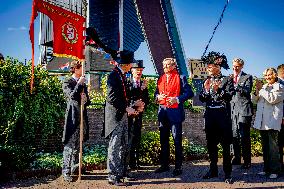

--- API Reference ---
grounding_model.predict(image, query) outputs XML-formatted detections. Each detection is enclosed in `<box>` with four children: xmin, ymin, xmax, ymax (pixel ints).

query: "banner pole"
<box><xmin>78</xmin><ymin>0</ymin><xmax>88</xmax><ymax>181</ymax></box>
<box><xmin>78</xmin><ymin>60</ymin><xmax>85</xmax><ymax>181</ymax></box>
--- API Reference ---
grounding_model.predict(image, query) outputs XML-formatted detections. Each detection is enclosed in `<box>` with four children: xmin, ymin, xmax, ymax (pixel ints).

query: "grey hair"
<box><xmin>232</xmin><ymin>58</ymin><xmax>244</xmax><ymax>65</ymax></box>
<box><xmin>263</xmin><ymin>67</ymin><xmax>277</xmax><ymax>77</ymax></box>
<box><xmin>163</xmin><ymin>58</ymin><xmax>177</xmax><ymax>65</ymax></box>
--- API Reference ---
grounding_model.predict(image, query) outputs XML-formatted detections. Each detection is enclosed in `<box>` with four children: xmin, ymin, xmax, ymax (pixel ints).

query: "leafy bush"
<box><xmin>143</xmin><ymin>77</ymin><xmax>158</xmax><ymax>120</ymax></box>
<box><xmin>217</xmin><ymin>128</ymin><xmax>262</xmax><ymax>157</ymax></box>
<box><xmin>184</xmin><ymin>141</ymin><xmax>207</xmax><ymax>156</ymax></box>
<box><xmin>139</xmin><ymin>131</ymin><xmax>163</xmax><ymax>165</ymax></box>
<box><xmin>31</xmin><ymin>152</ymin><xmax>62</xmax><ymax>170</ymax></box>
<box><xmin>139</xmin><ymin>131</ymin><xmax>194</xmax><ymax>165</ymax></box>
<box><xmin>250</xmin><ymin>129</ymin><xmax>262</xmax><ymax>156</ymax></box>
<box><xmin>89</xmin><ymin>75</ymin><xmax>107</xmax><ymax>109</ymax></box>
<box><xmin>31</xmin><ymin>145</ymin><xmax>108</xmax><ymax>170</ymax></box>
<box><xmin>0</xmin><ymin>58</ymin><xmax>65</xmax><ymax>149</ymax></box>
<box><xmin>0</xmin><ymin>145</ymin><xmax>35</xmax><ymax>171</ymax></box>
<box><xmin>83</xmin><ymin>144</ymin><xmax>107</xmax><ymax>165</ymax></box>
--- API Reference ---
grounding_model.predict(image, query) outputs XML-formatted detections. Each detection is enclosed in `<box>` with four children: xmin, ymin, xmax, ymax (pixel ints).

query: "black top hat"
<box><xmin>113</xmin><ymin>50</ymin><xmax>135</xmax><ymax>64</ymax></box>
<box><xmin>201</xmin><ymin>51</ymin><xmax>229</xmax><ymax>70</ymax></box>
<box><xmin>131</xmin><ymin>60</ymin><xmax>144</xmax><ymax>69</ymax></box>
<box><xmin>0</xmin><ymin>53</ymin><xmax>4</xmax><ymax>61</ymax></box>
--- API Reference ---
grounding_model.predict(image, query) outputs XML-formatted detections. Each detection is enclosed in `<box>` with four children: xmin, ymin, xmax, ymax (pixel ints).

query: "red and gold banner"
<box><xmin>29</xmin><ymin>0</ymin><xmax>85</xmax><ymax>91</ymax></box>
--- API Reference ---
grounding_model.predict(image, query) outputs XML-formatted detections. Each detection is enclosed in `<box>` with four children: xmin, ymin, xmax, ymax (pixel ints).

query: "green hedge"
<box><xmin>19</xmin><ymin>129</ymin><xmax>262</xmax><ymax>173</ymax></box>
<box><xmin>0</xmin><ymin>58</ymin><xmax>65</xmax><ymax>148</ymax></box>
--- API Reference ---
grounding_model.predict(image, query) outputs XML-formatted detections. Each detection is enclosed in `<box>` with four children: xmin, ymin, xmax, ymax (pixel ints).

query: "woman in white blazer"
<box><xmin>252</xmin><ymin>68</ymin><xmax>284</xmax><ymax>179</ymax></box>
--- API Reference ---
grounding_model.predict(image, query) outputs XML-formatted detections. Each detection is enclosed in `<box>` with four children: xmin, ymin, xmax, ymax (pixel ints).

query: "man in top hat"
<box><xmin>127</xmin><ymin>60</ymin><xmax>149</xmax><ymax>170</ymax></box>
<box><xmin>230</xmin><ymin>58</ymin><xmax>253</xmax><ymax>169</ymax></box>
<box><xmin>154</xmin><ymin>58</ymin><xmax>194</xmax><ymax>176</ymax></box>
<box><xmin>105</xmin><ymin>50</ymin><xmax>140</xmax><ymax>186</ymax></box>
<box><xmin>199</xmin><ymin>51</ymin><xmax>235</xmax><ymax>183</ymax></box>
<box><xmin>62</xmin><ymin>60</ymin><xmax>90</xmax><ymax>182</ymax></box>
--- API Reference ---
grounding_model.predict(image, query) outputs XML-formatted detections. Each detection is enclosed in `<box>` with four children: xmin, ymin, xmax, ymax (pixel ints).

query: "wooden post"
<box><xmin>78</xmin><ymin>60</ymin><xmax>85</xmax><ymax>181</ymax></box>
<box><xmin>78</xmin><ymin>0</ymin><xmax>88</xmax><ymax>181</ymax></box>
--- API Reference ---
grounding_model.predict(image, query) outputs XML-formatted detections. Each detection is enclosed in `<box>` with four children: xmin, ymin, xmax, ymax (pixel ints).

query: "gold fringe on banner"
<box><xmin>53</xmin><ymin>53</ymin><xmax>85</xmax><ymax>61</ymax></box>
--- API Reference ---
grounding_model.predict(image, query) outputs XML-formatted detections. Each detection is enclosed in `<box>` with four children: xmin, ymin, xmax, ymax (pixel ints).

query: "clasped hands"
<box><xmin>254</xmin><ymin>79</ymin><xmax>263</xmax><ymax>95</ymax></box>
<box><xmin>126</xmin><ymin>99</ymin><xmax>145</xmax><ymax>116</ymax></box>
<box><xmin>204</xmin><ymin>78</ymin><xmax>222</xmax><ymax>92</ymax></box>
<box><xmin>157</xmin><ymin>94</ymin><xmax>178</xmax><ymax>106</ymax></box>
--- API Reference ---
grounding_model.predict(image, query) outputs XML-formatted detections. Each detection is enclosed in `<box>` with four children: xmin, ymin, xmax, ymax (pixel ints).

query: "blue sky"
<box><xmin>0</xmin><ymin>0</ymin><xmax>284</xmax><ymax>77</ymax></box>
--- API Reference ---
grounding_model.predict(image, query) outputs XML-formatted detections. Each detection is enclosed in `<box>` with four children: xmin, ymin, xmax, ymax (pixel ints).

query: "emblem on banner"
<box><xmin>62</xmin><ymin>22</ymin><xmax>78</xmax><ymax>44</ymax></box>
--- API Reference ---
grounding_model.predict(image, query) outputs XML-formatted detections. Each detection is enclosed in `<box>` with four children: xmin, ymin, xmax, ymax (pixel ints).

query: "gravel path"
<box><xmin>2</xmin><ymin>157</ymin><xmax>284</xmax><ymax>189</ymax></box>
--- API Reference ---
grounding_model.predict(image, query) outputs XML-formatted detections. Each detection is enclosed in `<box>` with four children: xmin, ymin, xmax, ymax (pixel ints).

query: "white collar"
<box><xmin>234</xmin><ymin>71</ymin><xmax>243</xmax><ymax>78</ymax></box>
<box><xmin>117</xmin><ymin>65</ymin><xmax>124</xmax><ymax>74</ymax></box>
<box><xmin>263</xmin><ymin>82</ymin><xmax>281</xmax><ymax>90</ymax></box>
<box><xmin>133</xmin><ymin>78</ymin><xmax>140</xmax><ymax>83</ymax></box>
<box><xmin>72</xmin><ymin>75</ymin><xmax>79</xmax><ymax>81</ymax></box>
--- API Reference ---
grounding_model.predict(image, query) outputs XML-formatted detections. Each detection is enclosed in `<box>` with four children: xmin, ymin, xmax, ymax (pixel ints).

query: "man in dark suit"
<box><xmin>62</xmin><ymin>60</ymin><xmax>90</xmax><ymax>182</ymax></box>
<box><xmin>230</xmin><ymin>58</ymin><xmax>253</xmax><ymax>169</ymax></box>
<box><xmin>127</xmin><ymin>60</ymin><xmax>149</xmax><ymax>170</ymax></box>
<box><xmin>154</xmin><ymin>58</ymin><xmax>194</xmax><ymax>176</ymax></box>
<box><xmin>105</xmin><ymin>51</ymin><xmax>139</xmax><ymax>186</ymax></box>
<box><xmin>199</xmin><ymin>51</ymin><xmax>234</xmax><ymax>183</ymax></box>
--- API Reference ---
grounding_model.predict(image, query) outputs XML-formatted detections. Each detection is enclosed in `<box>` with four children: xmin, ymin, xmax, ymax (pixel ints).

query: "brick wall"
<box><xmin>86</xmin><ymin>109</ymin><xmax>207</xmax><ymax>146</ymax></box>
<box><xmin>37</xmin><ymin>108</ymin><xmax>256</xmax><ymax>151</ymax></box>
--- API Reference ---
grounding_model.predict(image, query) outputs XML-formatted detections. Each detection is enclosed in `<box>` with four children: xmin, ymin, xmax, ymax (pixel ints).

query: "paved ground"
<box><xmin>2</xmin><ymin>157</ymin><xmax>284</xmax><ymax>189</ymax></box>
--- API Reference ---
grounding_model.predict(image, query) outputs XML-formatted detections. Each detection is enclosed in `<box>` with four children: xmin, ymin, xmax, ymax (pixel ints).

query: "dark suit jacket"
<box><xmin>127</xmin><ymin>79</ymin><xmax>150</xmax><ymax>130</ymax></box>
<box><xmin>231</xmin><ymin>72</ymin><xmax>253</xmax><ymax>118</ymax></box>
<box><xmin>104</xmin><ymin>67</ymin><xmax>128</xmax><ymax>137</ymax></box>
<box><xmin>127</xmin><ymin>78</ymin><xmax>149</xmax><ymax>111</ymax></box>
<box><xmin>199</xmin><ymin>75</ymin><xmax>235</xmax><ymax>119</ymax></box>
<box><xmin>155</xmin><ymin>75</ymin><xmax>194</xmax><ymax>124</ymax></box>
<box><xmin>62</xmin><ymin>77</ymin><xmax>90</xmax><ymax>144</ymax></box>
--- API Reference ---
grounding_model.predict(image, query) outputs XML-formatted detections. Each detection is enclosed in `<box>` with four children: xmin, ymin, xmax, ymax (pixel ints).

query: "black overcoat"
<box><xmin>62</xmin><ymin>77</ymin><xmax>90</xmax><ymax>144</ymax></box>
<box><xmin>104</xmin><ymin>67</ymin><xmax>128</xmax><ymax>137</ymax></box>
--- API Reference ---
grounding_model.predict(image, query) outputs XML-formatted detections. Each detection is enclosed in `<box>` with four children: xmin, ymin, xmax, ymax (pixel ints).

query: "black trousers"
<box><xmin>279</xmin><ymin>124</ymin><xmax>284</xmax><ymax>167</ymax></box>
<box><xmin>204</xmin><ymin>108</ymin><xmax>233</xmax><ymax>176</ymax></box>
<box><xmin>128</xmin><ymin>115</ymin><xmax>142</xmax><ymax>168</ymax></box>
<box><xmin>233</xmin><ymin>118</ymin><xmax>252</xmax><ymax>165</ymax></box>
<box><xmin>159</xmin><ymin>116</ymin><xmax>183</xmax><ymax>169</ymax></box>
<box><xmin>260</xmin><ymin>130</ymin><xmax>280</xmax><ymax>174</ymax></box>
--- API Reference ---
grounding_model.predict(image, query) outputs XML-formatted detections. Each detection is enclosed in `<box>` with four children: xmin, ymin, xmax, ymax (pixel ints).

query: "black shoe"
<box><xmin>172</xmin><ymin>168</ymin><xmax>182</xmax><ymax>176</ymax></box>
<box><xmin>241</xmin><ymin>163</ymin><xmax>251</xmax><ymax>169</ymax></box>
<box><xmin>202</xmin><ymin>170</ymin><xmax>218</xmax><ymax>179</ymax></box>
<box><xmin>232</xmin><ymin>158</ymin><xmax>241</xmax><ymax>165</ymax></box>
<box><xmin>130</xmin><ymin>165</ymin><xmax>137</xmax><ymax>170</ymax></box>
<box><xmin>224</xmin><ymin>175</ymin><xmax>233</xmax><ymax>184</ymax></box>
<box><xmin>154</xmin><ymin>166</ymin><xmax>170</xmax><ymax>173</ymax></box>
<box><xmin>125</xmin><ymin>174</ymin><xmax>137</xmax><ymax>181</ymax></box>
<box><xmin>63</xmin><ymin>173</ymin><xmax>73</xmax><ymax>182</ymax></box>
<box><xmin>108</xmin><ymin>178</ymin><xmax>127</xmax><ymax>186</ymax></box>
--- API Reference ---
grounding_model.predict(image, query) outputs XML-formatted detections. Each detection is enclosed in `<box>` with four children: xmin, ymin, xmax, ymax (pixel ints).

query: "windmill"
<box><xmin>39</xmin><ymin>0</ymin><xmax>189</xmax><ymax>76</ymax></box>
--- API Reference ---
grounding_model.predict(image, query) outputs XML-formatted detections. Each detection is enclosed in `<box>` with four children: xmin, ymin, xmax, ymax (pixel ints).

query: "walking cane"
<box><xmin>78</xmin><ymin>61</ymin><xmax>85</xmax><ymax>181</ymax></box>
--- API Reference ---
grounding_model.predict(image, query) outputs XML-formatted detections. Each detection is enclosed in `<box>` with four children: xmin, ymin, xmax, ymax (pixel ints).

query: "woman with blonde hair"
<box><xmin>252</xmin><ymin>68</ymin><xmax>284</xmax><ymax>179</ymax></box>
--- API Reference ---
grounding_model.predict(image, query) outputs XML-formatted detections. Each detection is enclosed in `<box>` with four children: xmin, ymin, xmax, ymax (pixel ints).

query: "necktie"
<box><xmin>136</xmin><ymin>80</ymin><xmax>140</xmax><ymax>87</ymax></box>
<box><xmin>234</xmin><ymin>75</ymin><xmax>238</xmax><ymax>84</ymax></box>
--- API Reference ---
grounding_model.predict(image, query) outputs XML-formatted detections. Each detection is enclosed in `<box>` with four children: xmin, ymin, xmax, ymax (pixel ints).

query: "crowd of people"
<box><xmin>61</xmin><ymin>50</ymin><xmax>284</xmax><ymax>186</ymax></box>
